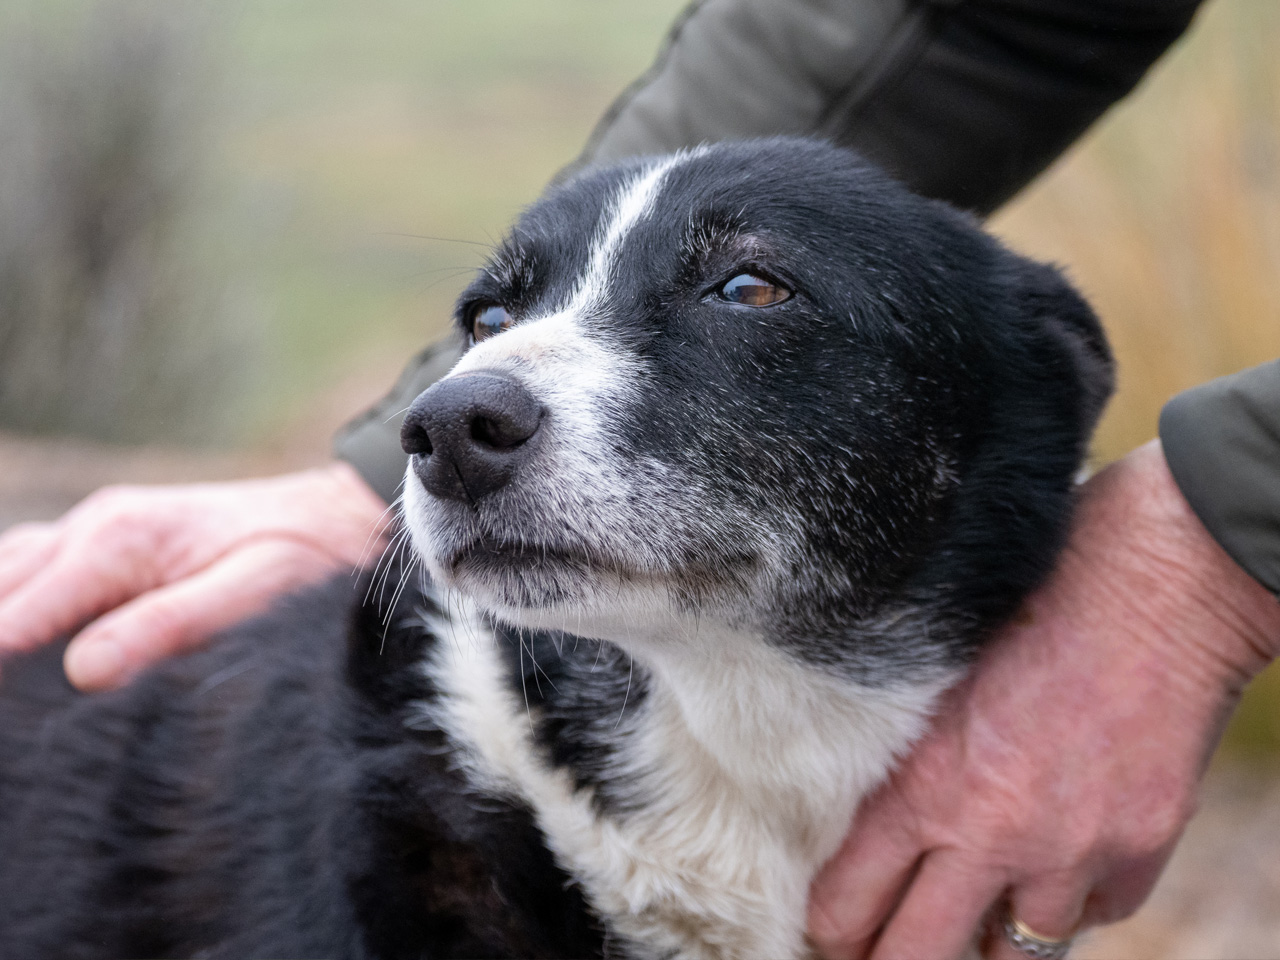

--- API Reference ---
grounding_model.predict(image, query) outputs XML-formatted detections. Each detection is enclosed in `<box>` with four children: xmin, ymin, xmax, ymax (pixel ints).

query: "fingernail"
<box><xmin>65</xmin><ymin>642</ymin><xmax>125</xmax><ymax>690</ymax></box>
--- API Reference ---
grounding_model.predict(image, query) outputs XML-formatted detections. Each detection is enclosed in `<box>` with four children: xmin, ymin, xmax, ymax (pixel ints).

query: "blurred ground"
<box><xmin>2</xmin><ymin>1</ymin><xmax>1280</xmax><ymax>955</ymax></box>
<box><xmin>1079</xmin><ymin>764</ymin><xmax>1280</xmax><ymax>959</ymax></box>
<box><xmin>0</xmin><ymin>372</ymin><xmax>370</xmax><ymax>530</ymax></box>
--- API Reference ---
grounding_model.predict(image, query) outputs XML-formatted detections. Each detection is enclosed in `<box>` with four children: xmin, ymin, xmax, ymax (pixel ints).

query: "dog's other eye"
<box><xmin>470</xmin><ymin>304</ymin><xmax>513</xmax><ymax>342</ymax></box>
<box><xmin>718</xmin><ymin>273</ymin><xmax>791</xmax><ymax>307</ymax></box>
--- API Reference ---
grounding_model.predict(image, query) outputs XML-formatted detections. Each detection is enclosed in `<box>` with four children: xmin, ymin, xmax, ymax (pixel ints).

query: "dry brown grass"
<box><xmin>992</xmin><ymin>0</ymin><xmax>1280</xmax><ymax>753</ymax></box>
<box><xmin>993</xmin><ymin>0</ymin><xmax>1280</xmax><ymax>463</ymax></box>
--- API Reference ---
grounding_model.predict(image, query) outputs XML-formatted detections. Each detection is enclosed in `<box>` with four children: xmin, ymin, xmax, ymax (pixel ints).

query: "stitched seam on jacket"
<box><xmin>815</xmin><ymin>0</ymin><xmax>958</xmax><ymax>140</ymax></box>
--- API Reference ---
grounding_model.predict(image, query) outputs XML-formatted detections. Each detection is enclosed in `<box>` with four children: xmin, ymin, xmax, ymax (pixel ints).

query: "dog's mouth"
<box><xmin>439</xmin><ymin>532</ymin><xmax>765</xmax><ymax>615</ymax></box>
<box><xmin>435</xmin><ymin>535</ymin><xmax>644</xmax><ymax>613</ymax></box>
<box><xmin>446</xmin><ymin>537</ymin><xmax>624</xmax><ymax>581</ymax></box>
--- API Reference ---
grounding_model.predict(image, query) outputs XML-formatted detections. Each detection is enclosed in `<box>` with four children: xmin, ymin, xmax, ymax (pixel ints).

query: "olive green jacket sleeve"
<box><xmin>333</xmin><ymin>334</ymin><xmax>466</xmax><ymax>506</ymax></box>
<box><xmin>1160</xmin><ymin>361</ymin><xmax>1280</xmax><ymax>597</ymax></box>
<box><xmin>336</xmin><ymin>0</ymin><xmax>1210</xmax><ymax>495</ymax></box>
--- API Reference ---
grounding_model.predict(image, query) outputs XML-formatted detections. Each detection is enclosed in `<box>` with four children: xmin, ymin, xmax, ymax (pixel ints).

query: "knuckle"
<box><xmin>1124</xmin><ymin>821</ymin><xmax>1179</xmax><ymax>860</ymax></box>
<box><xmin>74</xmin><ymin>489</ymin><xmax>167</xmax><ymax>553</ymax></box>
<box><xmin>79</xmin><ymin>484</ymin><xmax>140</xmax><ymax>512</ymax></box>
<box><xmin>1126</xmin><ymin>795</ymin><xmax>1195</xmax><ymax>857</ymax></box>
<box><xmin>1054</xmin><ymin>820</ymin><xmax>1098</xmax><ymax>867</ymax></box>
<box><xmin>79</xmin><ymin>489</ymin><xmax>142</xmax><ymax>530</ymax></box>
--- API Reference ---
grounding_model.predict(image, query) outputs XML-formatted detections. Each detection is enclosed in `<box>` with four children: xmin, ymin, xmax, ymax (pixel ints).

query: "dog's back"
<box><xmin>0</xmin><ymin>568</ymin><xmax>603</xmax><ymax>959</ymax></box>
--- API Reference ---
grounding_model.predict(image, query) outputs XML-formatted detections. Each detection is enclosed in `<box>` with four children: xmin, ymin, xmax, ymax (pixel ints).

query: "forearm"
<box><xmin>1133</xmin><ymin>439</ymin><xmax>1280</xmax><ymax>684</ymax></box>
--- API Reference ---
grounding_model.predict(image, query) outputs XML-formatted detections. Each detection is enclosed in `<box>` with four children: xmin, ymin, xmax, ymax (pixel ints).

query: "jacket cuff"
<box><xmin>1159</xmin><ymin>359</ymin><xmax>1280</xmax><ymax>597</ymax></box>
<box><xmin>333</xmin><ymin>335</ymin><xmax>466</xmax><ymax>504</ymax></box>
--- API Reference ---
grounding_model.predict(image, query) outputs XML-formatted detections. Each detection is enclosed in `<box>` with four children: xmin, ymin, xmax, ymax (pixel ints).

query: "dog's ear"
<box><xmin>1014</xmin><ymin>260</ymin><xmax>1115</xmax><ymax>438</ymax></box>
<box><xmin>903</xmin><ymin>254</ymin><xmax>1115</xmax><ymax>646</ymax></box>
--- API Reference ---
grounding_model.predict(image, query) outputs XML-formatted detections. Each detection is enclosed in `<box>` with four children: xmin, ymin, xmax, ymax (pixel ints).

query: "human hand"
<box><xmin>807</xmin><ymin>440</ymin><xmax>1280</xmax><ymax>960</ymax></box>
<box><xmin>0</xmin><ymin>462</ymin><xmax>391</xmax><ymax>691</ymax></box>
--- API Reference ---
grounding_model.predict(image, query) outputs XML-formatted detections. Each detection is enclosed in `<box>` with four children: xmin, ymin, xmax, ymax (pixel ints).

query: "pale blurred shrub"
<box><xmin>0</xmin><ymin>2</ymin><xmax>258</xmax><ymax>444</ymax></box>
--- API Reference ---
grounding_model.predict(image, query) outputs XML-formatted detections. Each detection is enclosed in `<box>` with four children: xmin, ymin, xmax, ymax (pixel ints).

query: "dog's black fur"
<box><xmin>0</xmin><ymin>568</ymin><xmax>606</xmax><ymax>959</ymax></box>
<box><xmin>0</xmin><ymin>138</ymin><xmax>1112</xmax><ymax>959</ymax></box>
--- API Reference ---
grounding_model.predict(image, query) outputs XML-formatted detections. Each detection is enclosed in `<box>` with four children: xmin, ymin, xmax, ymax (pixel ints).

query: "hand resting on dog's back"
<box><xmin>0</xmin><ymin>463</ymin><xmax>389</xmax><ymax>689</ymax></box>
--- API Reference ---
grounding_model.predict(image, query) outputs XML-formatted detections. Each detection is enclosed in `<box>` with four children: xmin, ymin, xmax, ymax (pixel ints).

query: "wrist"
<box><xmin>1105</xmin><ymin>441</ymin><xmax>1280</xmax><ymax>686</ymax></box>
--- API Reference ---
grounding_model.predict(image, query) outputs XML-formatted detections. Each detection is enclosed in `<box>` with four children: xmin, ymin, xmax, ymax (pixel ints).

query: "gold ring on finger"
<box><xmin>1002</xmin><ymin>911</ymin><xmax>1074</xmax><ymax>960</ymax></box>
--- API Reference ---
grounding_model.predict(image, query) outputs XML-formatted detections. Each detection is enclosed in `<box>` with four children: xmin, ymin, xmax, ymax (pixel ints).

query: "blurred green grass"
<box><xmin>0</xmin><ymin>0</ymin><xmax>689</xmax><ymax>437</ymax></box>
<box><xmin>217</xmin><ymin>0</ymin><xmax>691</xmax><ymax>430</ymax></box>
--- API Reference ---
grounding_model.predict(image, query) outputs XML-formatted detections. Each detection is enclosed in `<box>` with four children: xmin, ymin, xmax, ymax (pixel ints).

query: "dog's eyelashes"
<box><xmin>470</xmin><ymin>304</ymin><xmax>514</xmax><ymax>342</ymax></box>
<box><xmin>718</xmin><ymin>273</ymin><xmax>791</xmax><ymax>307</ymax></box>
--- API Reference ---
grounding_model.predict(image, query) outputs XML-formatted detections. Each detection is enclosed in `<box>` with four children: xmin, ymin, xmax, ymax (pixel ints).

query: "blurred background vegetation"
<box><xmin>0</xmin><ymin>0</ymin><xmax>695</xmax><ymax>442</ymax></box>
<box><xmin>0</xmin><ymin>0</ymin><xmax>1278</xmax><ymax>752</ymax></box>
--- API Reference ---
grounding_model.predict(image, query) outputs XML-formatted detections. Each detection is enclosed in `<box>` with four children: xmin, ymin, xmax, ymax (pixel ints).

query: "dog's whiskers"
<box><xmin>363</xmin><ymin>525</ymin><xmax>405</xmax><ymax>608</ymax></box>
<box><xmin>355</xmin><ymin>490</ymin><xmax>405</xmax><ymax>575</ymax></box>
<box><xmin>367</xmin><ymin>525</ymin><xmax>411</xmax><ymax>612</ymax></box>
<box><xmin>517</xmin><ymin>626</ymin><xmax>534</xmax><ymax>731</ymax></box>
<box><xmin>614</xmin><ymin>653</ymin><xmax>634</xmax><ymax>730</ymax></box>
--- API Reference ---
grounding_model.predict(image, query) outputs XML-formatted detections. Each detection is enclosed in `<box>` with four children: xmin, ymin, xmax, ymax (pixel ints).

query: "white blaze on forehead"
<box><xmin>563</xmin><ymin>148</ymin><xmax>702</xmax><ymax>319</ymax></box>
<box><xmin>450</xmin><ymin>148</ymin><xmax>704</xmax><ymax>382</ymax></box>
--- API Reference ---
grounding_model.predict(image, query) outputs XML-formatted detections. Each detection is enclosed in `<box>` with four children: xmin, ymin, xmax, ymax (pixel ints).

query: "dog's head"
<box><xmin>400</xmin><ymin>138</ymin><xmax>1112</xmax><ymax>684</ymax></box>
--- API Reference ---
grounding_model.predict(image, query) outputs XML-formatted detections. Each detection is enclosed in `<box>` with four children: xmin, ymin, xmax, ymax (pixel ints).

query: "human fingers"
<box><xmin>0</xmin><ymin>523</ymin><xmax>61</xmax><ymax>600</ymax></box>
<box><xmin>1082</xmin><ymin>842</ymin><xmax>1177</xmax><ymax>928</ymax></box>
<box><xmin>866</xmin><ymin>851</ymin><xmax>1004</xmax><ymax>960</ymax></box>
<box><xmin>987</xmin><ymin>878</ymin><xmax>1087</xmax><ymax>960</ymax></box>
<box><xmin>0</xmin><ymin>541</ymin><xmax>155</xmax><ymax>654</ymax></box>
<box><xmin>63</xmin><ymin>538</ymin><xmax>344</xmax><ymax>690</ymax></box>
<box><xmin>807</xmin><ymin>796</ymin><xmax>923</xmax><ymax>959</ymax></box>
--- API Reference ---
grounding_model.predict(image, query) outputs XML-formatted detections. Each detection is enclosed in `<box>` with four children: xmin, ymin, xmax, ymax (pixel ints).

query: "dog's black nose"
<box><xmin>401</xmin><ymin>373</ymin><xmax>544</xmax><ymax>504</ymax></box>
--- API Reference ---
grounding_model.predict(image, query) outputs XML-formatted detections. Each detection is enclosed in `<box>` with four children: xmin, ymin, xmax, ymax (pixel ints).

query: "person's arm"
<box><xmin>573</xmin><ymin>0</ymin><xmax>1204</xmax><ymax>214</ymax></box>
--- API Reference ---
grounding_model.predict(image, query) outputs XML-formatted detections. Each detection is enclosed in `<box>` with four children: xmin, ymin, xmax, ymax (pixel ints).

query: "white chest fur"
<box><xmin>417</xmin><ymin>601</ymin><xmax>948</xmax><ymax>960</ymax></box>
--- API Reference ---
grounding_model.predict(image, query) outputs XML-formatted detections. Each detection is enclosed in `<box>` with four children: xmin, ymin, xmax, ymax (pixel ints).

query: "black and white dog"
<box><xmin>0</xmin><ymin>138</ymin><xmax>1112</xmax><ymax>959</ymax></box>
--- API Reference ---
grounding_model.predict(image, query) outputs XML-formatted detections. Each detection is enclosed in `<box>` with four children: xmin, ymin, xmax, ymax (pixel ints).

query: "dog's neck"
<box><xmin>419</xmin><ymin>599</ymin><xmax>947</xmax><ymax>960</ymax></box>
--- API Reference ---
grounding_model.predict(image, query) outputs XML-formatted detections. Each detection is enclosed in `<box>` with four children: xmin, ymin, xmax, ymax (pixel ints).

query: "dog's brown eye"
<box><xmin>719</xmin><ymin>273</ymin><xmax>791</xmax><ymax>307</ymax></box>
<box><xmin>471</xmin><ymin>304</ymin><xmax>513</xmax><ymax>342</ymax></box>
